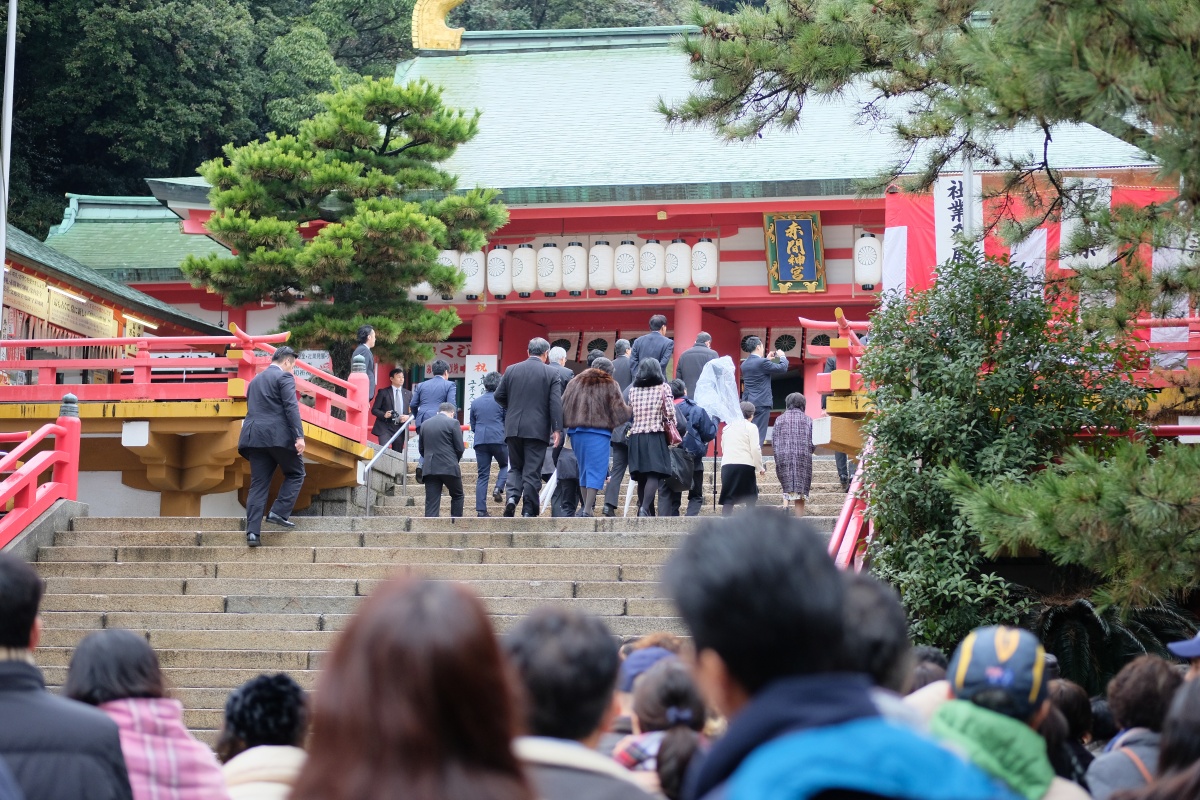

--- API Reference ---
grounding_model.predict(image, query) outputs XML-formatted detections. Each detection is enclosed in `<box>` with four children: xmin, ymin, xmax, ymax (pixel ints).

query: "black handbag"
<box><xmin>666</xmin><ymin>446</ymin><xmax>694</xmax><ymax>492</ymax></box>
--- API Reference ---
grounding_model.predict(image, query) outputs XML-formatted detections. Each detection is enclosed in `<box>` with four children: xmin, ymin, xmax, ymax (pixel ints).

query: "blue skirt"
<box><xmin>568</xmin><ymin>428</ymin><xmax>612</xmax><ymax>489</ymax></box>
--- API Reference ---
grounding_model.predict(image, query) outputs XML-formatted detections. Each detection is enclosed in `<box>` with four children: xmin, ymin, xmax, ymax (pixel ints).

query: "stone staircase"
<box><xmin>30</xmin><ymin>458</ymin><xmax>845</xmax><ymax>744</ymax></box>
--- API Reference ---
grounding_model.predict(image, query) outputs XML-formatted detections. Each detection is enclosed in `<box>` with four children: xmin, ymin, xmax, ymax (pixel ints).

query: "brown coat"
<box><xmin>562</xmin><ymin>369</ymin><xmax>632</xmax><ymax>430</ymax></box>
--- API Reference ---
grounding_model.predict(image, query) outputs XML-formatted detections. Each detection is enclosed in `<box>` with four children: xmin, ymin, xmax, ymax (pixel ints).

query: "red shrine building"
<box><xmin>48</xmin><ymin>25</ymin><xmax>1160</xmax><ymax>426</ymax></box>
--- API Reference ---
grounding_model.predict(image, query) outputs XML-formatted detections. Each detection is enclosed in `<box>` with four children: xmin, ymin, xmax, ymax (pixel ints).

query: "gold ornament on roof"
<box><xmin>413</xmin><ymin>0</ymin><xmax>467</xmax><ymax>50</ymax></box>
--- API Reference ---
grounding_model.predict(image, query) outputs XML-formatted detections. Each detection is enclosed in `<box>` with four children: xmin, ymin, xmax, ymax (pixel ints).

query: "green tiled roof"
<box><xmin>8</xmin><ymin>224</ymin><xmax>226</xmax><ymax>334</ymax></box>
<box><xmin>45</xmin><ymin>194</ymin><xmax>226</xmax><ymax>283</ymax></box>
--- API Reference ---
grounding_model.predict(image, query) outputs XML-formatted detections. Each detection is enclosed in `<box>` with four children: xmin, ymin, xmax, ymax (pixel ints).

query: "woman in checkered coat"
<box><xmin>771</xmin><ymin>392</ymin><xmax>814</xmax><ymax>517</ymax></box>
<box><xmin>626</xmin><ymin>359</ymin><xmax>679</xmax><ymax>517</ymax></box>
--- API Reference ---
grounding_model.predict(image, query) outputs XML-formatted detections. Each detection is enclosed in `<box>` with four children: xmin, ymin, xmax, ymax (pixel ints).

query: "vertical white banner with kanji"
<box><xmin>933</xmin><ymin>175</ymin><xmax>984</xmax><ymax>267</ymax></box>
<box><xmin>463</xmin><ymin>355</ymin><xmax>498</xmax><ymax>450</ymax></box>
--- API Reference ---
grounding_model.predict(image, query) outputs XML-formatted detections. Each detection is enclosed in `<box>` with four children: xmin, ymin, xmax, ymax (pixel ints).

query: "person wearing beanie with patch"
<box><xmin>217</xmin><ymin>674</ymin><xmax>309</xmax><ymax>800</ymax></box>
<box><xmin>930</xmin><ymin>626</ymin><xmax>1090</xmax><ymax>800</ymax></box>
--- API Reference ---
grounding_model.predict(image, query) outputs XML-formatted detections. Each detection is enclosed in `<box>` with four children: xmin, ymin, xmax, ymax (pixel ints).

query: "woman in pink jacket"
<box><xmin>65</xmin><ymin>629</ymin><xmax>231</xmax><ymax>800</ymax></box>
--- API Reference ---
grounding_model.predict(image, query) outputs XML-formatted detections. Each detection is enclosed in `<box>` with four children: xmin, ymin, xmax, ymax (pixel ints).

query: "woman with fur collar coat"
<box><xmin>562</xmin><ymin>360</ymin><xmax>631</xmax><ymax>516</ymax></box>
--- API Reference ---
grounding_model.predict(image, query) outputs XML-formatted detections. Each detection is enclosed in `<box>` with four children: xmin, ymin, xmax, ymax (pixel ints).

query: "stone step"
<box><xmin>40</xmin><ymin>666</ymin><xmax>321</xmax><ymax>691</ymax></box>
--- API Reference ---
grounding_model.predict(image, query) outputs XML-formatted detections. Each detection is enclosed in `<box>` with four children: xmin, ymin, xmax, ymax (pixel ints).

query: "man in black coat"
<box><xmin>0</xmin><ymin>553</ymin><xmax>134</xmax><ymax>800</ymax></box>
<box><xmin>495</xmin><ymin>337</ymin><xmax>563</xmax><ymax>517</ymax></box>
<box><xmin>629</xmin><ymin>314</ymin><xmax>674</xmax><ymax>376</ymax></box>
<box><xmin>352</xmin><ymin>324</ymin><xmax>376</xmax><ymax>401</ymax></box>
<box><xmin>238</xmin><ymin>346</ymin><xmax>306</xmax><ymax>547</ymax></box>
<box><xmin>370</xmin><ymin>367</ymin><xmax>411</xmax><ymax>450</ymax></box>
<box><xmin>740</xmin><ymin>335</ymin><xmax>789</xmax><ymax>446</ymax></box>
<box><xmin>677</xmin><ymin>332</ymin><xmax>718</xmax><ymax>399</ymax></box>
<box><xmin>419</xmin><ymin>403</ymin><xmax>465</xmax><ymax>518</ymax></box>
<box><xmin>611</xmin><ymin>339</ymin><xmax>633</xmax><ymax>391</ymax></box>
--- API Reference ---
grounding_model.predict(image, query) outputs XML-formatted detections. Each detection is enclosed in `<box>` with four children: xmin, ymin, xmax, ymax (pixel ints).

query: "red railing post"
<box><xmin>348</xmin><ymin>354</ymin><xmax>371</xmax><ymax>444</ymax></box>
<box><xmin>53</xmin><ymin>394</ymin><xmax>81</xmax><ymax>500</ymax></box>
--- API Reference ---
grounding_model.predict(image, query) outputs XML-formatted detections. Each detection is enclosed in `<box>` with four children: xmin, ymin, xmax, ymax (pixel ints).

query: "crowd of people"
<box><xmin>4</xmin><ymin>509</ymin><xmax>1200</xmax><ymax>800</ymax></box>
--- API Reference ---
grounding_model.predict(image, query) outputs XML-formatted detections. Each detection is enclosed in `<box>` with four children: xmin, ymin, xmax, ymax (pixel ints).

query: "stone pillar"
<box><xmin>673</xmin><ymin>298</ymin><xmax>702</xmax><ymax>376</ymax></box>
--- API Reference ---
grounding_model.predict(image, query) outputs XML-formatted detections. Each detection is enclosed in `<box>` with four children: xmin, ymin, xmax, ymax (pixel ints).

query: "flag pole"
<box><xmin>0</xmin><ymin>0</ymin><xmax>17</xmax><ymax>327</ymax></box>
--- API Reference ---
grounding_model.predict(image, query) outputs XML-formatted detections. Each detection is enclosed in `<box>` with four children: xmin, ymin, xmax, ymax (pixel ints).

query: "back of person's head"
<box><xmin>1157</xmin><ymin>678</ymin><xmax>1200</xmax><ymax>776</ymax></box>
<box><xmin>586</xmin><ymin>349</ymin><xmax>605</xmax><ymax>367</ymax></box>
<box><xmin>217</xmin><ymin>673</ymin><xmax>308</xmax><ymax>763</ymax></box>
<box><xmin>64</xmin><ymin>628</ymin><xmax>165</xmax><ymax>706</ymax></box>
<box><xmin>592</xmin><ymin>357</ymin><xmax>614</xmax><ymax>375</ymax></box>
<box><xmin>0</xmin><ymin>554</ymin><xmax>43</xmax><ymax>649</ymax></box>
<box><xmin>785</xmin><ymin>392</ymin><xmax>806</xmax><ymax>412</ymax></box>
<box><xmin>619</xmin><ymin>647</ymin><xmax>677</xmax><ymax>693</ymax></box>
<box><xmin>272</xmin><ymin>345</ymin><xmax>297</xmax><ymax>364</ymax></box>
<box><xmin>1048</xmin><ymin>679</ymin><xmax>1092</xmax><ymax>745</ymax></box>
<box><xmin>913</xmin><ymin>645</ymin><xmax>949</xmax><ymax>670</ymax></box>
<box><xmin>740</xmin><ymin>401</ymin><xmax>755</xmax><ymax>420</ymax></box>
<box><xmin>438</xmin><ymin>402</ymin><xmax>456</xmax><ymax>415</ymax></box>
<box><xmin>695</xmin><ymin>332</ymin><xmax>712</xmax><ymax>346</ymax></box>
<box><xmin>1091</xmin><ymin>696</ymin><xmax>1118</xmax><ymax>746</ymax></box>
<box><xmin>632</xmin><ymin>632</ymin><xmax>686</xmax><ymax>654</ymax></box>
<box><xmin>356</xmin><ymin>325</ymin><xmax>374</xmax><ymax>344</ymax></box>
<box><xmin>431</xmin><ymin>359</ymin><xmax>450</xmax><ymax>376</ymax></box>
<box><xmin>633</xmin><ymin>359</ymin><xmax>665</xmax><ymax>387</ymax></box>
<box><xmin>663</xmin><ymin>510</ymin><xmax>845</xmax><ymax>695</ymax></box>
<box><xmin>504</xmin><ymin>607</ymin><xmax>620</xmax><ymax>742</ymax></box>
<box><xmin>528</xmin><ymin>338</ymin><xmax>550</xmax><ymax>357</ymax></box>
<box><xmin>1037</xmin><ymin>704</ymin><xmax>1075</xmax><ymax>782</ymax></box>
<box><xmin>669</xmin><ymin>379</ymin><xmax>686</xmax><ymax>399</ymax></box>
<box><xmin>292</xmin><ymin>577</ymin><xmax>530</xmax><ymax>800</ymax></box>
<box><xmin>615</xmin><ymin>339</ymin><xmax>630</xmax><ymax>357</ymax></box>
<box><xmin>548</xmin><ymin>346</ymin><xmax>567</xmax><ymax>364</ymax></box>
<box><xmin>483</xmin><ymin>371</ymin><xmax>501</xmax><ymax>392</ymax></box>
<box><xmin>742</xmin><ymin>336</ymin><xmax>762</xmax><ymax>354</ymax></box>
<box><xmin>632</xmin><ymin>660</ymin><xmax>706</xmax><ymax>800</ymax></box>
<box><xmin>1107</xmin><ymin>655</ymin><xmax>1182</xmax><ymax>733</ymax></box>
<box><xmin>649</xmin><ymin>314</ymin><xmax>668</xmax><ymax>331</ymax></box>
<box><xmin>840</xmin><ymin>572</ymin><xmax>912</xmax><ymax>693</ymax></box>
<box><xmin>947</xmin><ymin>626</ymin><xmax>1048</xmax><ymax>723</ymax></box>
<box><xmin>907</xmin><ymin>661</ymin><xmax>947</xmax><ymax>694</ymax></box>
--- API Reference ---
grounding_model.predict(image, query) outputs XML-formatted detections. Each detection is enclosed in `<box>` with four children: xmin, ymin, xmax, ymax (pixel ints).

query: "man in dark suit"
<box><xmin>238</xmin><ymin>346</ymin><xmax>306</xmax><ymax>547</ymax></box>
<box><xmin>410</xmin><ymin>359</ymin><xmax>457</xmax><ymax>480</ymax></box>
<box><xmin>419</xmin><ymin>402</ymin><xmax>465</xmax><ymax>517</ymax></box>
<box><xmin>677</xmin><ymin>331</ymin><xmax>718</xmax><ymax>399</ymax></box>
<box><xmin>370</xmin><ymin>368</ymin><xmax>411</xmax><ymax>450</ymax></box>
<box><xmin>740</xmin><ymin>335</ymin><xmax>789</xmax><ymax>446</ymax></box>
<box><xmin>352</xmin><ymin>324</ymin><xmax>377</xmax><ymax>402</ymax></box>
<box><xmin>495</xmin><ymin>337</ymin><xmax>563</xmax><ymax>517</ymax></box>
<box><xmin>469</xmin><ymin>371</ymin><xmax>508</xmax><ymax>516</ymax></box>
<box><xmin>630</xmin><ymin>314</ymin><xmax>674</xmax><ymax>376</ymax></box>
<box><xmin>612</xmin><ymin>339</ymin><xmax>633</xmax><ymax>391</ymax></box>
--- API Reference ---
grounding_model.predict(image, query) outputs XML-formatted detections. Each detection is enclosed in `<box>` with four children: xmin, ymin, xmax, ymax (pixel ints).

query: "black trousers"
<box><xmin>603</xmin><ymin>442</ymin><xmax>628</xmax><ymax>511</ymax></box>
<box><xmin>658</xmin><ymin>464</ymin><xmax>706</xmax><ymax>517</ymax></box>
<box><xmin>424</xmin><ymin>474</ymin><xmax>464</xmax><ymax>518</ymax></box>
<box><xmin>552</xmin><ymin>479</ymin><xmax>580</xmax><ymax>516</ymax></box>
<box><xmin>375</xmin><ymin>428</ymin><xmax>404</xmax><ymax>450</ymax></box>
<box><xmin>507</xmin><ymin>436</ymin><xmax>548</xmax><ymax>516</ymax></box>
<box><xmin>752</xmin><ymin>405</ymin><xmax>771</xmax><ymax>446</ymax></box>
<box><xmin>243</xmin><ymin>446</ymin><xmax>305</xmax><ymax>535</ymax></box>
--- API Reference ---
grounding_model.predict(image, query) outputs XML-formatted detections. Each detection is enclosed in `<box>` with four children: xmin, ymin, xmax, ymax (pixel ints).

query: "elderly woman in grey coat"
<box><xmin>771</xmin><ymin>392</ymin><xmax>814</xmax><ymax>517</ymax></box>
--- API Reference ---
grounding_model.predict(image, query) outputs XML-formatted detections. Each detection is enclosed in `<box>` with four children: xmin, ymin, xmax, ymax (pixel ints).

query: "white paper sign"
<box><xmin>463</xmin><ymin>354</ymin><xmax>498</xmax><ymax>442</ymax></box>
<box><xmin>934</xmin><ymin>175</ymin><xmax>984</xmax><ymax>266</ymax></box>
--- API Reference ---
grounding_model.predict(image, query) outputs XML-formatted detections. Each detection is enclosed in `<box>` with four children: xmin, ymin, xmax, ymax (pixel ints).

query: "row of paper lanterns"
<box><xmin>414</xmin><ymin>238</ymin><xmax>720</xmax><ymax>301</ymax></box>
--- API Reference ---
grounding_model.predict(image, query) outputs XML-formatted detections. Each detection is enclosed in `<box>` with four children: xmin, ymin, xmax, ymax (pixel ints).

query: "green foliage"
<box><xmin>452</xmin><ymin>0</ymin><xmax>684</xmax><ymax>29</ymax></box>
<box><xmin>860</xmin><ymin>251</ymin><xmax>1146</xmax><ymax>651</ymax></box>
<box><xmin>183</xmin><ymin>77</ymin><xmax>508</xmax><ymax>371</ymax></box>
<box><xmin>661</xmin><ymin>0</ymin><xmax>1200</xmax><ymax>331</ymax></box>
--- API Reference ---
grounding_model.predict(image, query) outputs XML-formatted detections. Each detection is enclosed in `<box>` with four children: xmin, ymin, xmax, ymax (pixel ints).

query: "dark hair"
<box><xmin>669</xmin><ymin>379</ymin><xmax>686</xmax><ymax>399</ymax></box>
<box><xmin>1048</xmin><ymin>679</ymin><xmax>1092</xmax><ymax>743</ymax></box>
<box><xmin>740</xmin><ymin>401</ymin><xmax>755</xmax><ymax>419</ymax></box>
<box><xmin>631</xmin><ymin>661</ymin><xmax>705</xmax><ymax>800</ymax></box>
<box><xmin>649</xmin><ymin>315</ymin><xmax>668</xmax><ymax>331</ymax></box>
<box><xmin>1091</xmin><ymin>696</ymin><xmax>1118</xmax><ymax>744</ymax></box>
<box><xmin>388</xmin><ymin>367</ymin><xmax>404</xmax><ymax>380</ymax></box>
<box><xmin>695</xmin><ymin>332</ymin><xmax>712</xmax><ymax>346</ymax></box>
<box><xmin>528</xmin><ymin>338</ymin><xmax>550</xmax><ymax>357</ymax></box>
<box><xmin>292</xmin><ymin>578</ymin><xmax>531</xmax><ymax>800</ymax></box>
<box><xmin>663</xmin><ymin>510</ymin><xmax>845</xmax><ymax>694</ymax></box>
<box><xmin>217</xmin><ymin>673</ymin><xmax>308</xmax><ymax>763</ymax></box>
<box><xmin>64</xmin><ymin>628</ymin><xmax>166</xmax><ymax>706</ymax></box>
<box><xmin>586</xmin><ymin>349</ymin><xmax>605</xmax><ymax>367</ymax></box>
<box><xmin>1107</xmin><ymin>655</ymin><xmax>1182</xmax><ymax>732</ymax></box>
<box><xmin>431</xmin><ymin>359</ymin><xmax>450</xmax><ymax>376</ymax></box>
<box><xmin>840</xmin><ymin>572</ymin><xmax>911</xmax><ymax>693</ymax></box>
<box><xmin>504</xmin><ymin>607</ymin><xmax>619</xmax><ymax>742</ymax></box>
<box><xmin>785</xmin><ymin>392</ymin><xmax>806</xmax><ymax>411</ymax></box>
<box><xmin>0</xmin><ymin>554</ymin><xmax>43</xmax><ymax>648</ymax></box>
<box><xmin>592</xmin><ymin>358</ymin><xmax>614</xmax><ymax>375</ymax></box>
<box><xmin>615</xmin><ymin>339</ymin><xmax>631</xmax><ymax>356</ymax></box>
<box><xmin>742</xmin><ymin>336</ymin><xmax>762</xmax><ymax>353</ymax></box>
<box><xmin>907</xmin><ymin>662</ymin><xmax>947</xmax><ymax>694</ymax></box>
<box><xmin>1037</xmin><ymin>704</ymin><xmax>1076</xmax><ymax>783</ymax></box>
<box><xmin>913</xmin><ymin>645</ymin><xmax>949</xmax><ymax>669</ymax></box>
<box><xmin>1158</xmin><ymin>678</ymin><xmax>1200</xmax><ymax>776</ymax></box>
<box><xmin>356</xmin><ymin>325</ymin><xmax>374</xmax><ymax>344</ymax></box>
<box><xmin>272</xmin><ymin>346</ymin><xmax>297</xmax><ymax>363</ymax></box>
<box><xmin>438</xmin><ymin>402</ymin><xmax>456</xmax><ymax>414</ymax></box>
<box><xmin>483</xmin><ymin>371</ymin><xmax>501</xmax><ymax>392</ymax></box>
<box><xmin>633</xmin><ymin>359</ymin><xmax>665</xmax><ymax>387</ymax></box>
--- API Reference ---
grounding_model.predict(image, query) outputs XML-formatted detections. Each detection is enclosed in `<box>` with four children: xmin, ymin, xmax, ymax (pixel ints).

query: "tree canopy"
<box><xmin>182</xmin><ymin>77</ymin><xmax>508</xmax><ymax>372</ymax></box>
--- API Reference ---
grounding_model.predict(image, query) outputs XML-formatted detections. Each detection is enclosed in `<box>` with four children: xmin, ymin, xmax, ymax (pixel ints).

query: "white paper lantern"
<box><xmin>614</xmin><ymin>240</ymin><xmax>639</xmax><ymax>294</ymax></box>
<box><xmin>512</xmin><ymin>243</ymin><xmax>537</xmax><ymax>297</ymax></box>
<box><xmin>666</xmin><ymin>238</ymin><xmax>692</xmax><ymax>293</ymax></box>
<box><xmin>589</xmin><ymin>240</ymin><xmax>614</xmax><ymax>295</ymax></box>
<box><xmin>487</xmin><ymin>245</ymin><xmax>512</xmax><ymax>298</ymax></box>
<box><xmin>562</xmin><ymin>241</ymin><xmax>588</xmax><ymax>295</ymax></box>
<box><xmin>639</xmin><ymin>239</ymin><xmax>666</xmax><ymax>294</ymax></box>
<box><xmin>418</xmin><ymin>251</ymin><xmax>456</xmax><ymax>301</ymax></box>
<box><xmin>435</xmin><ymin>250</ymin><xmax>459</xmax><ymax>301</ymax></box>
<box><xmin>537</xmin><ymin>242</ymin><xmax>563</xmax><ymax>296</ymax></box>
<box><xmin>853</xmin><ymin>233</ymin><xmax>882</xmax><ymax>289</ymax></box>
<box><xmin>691</xmin><ymin>237</ymin><xmax>718</xmax><ymax>293</ymax></box>
<box><xmin>460</xmin><ymin>250</ymin><xmax>485</xmax><ymax>299</ymax></box>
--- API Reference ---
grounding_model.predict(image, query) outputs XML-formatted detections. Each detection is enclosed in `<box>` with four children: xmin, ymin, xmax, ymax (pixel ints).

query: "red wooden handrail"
<box><xmin>0</xmin><ymin>395</ymin><xmax>81</xmax><ymax>551</ymax></box>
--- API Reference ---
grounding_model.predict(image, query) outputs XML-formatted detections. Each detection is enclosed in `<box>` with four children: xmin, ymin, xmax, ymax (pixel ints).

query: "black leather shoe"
<box><xmin>602</xmin><ymin>506</ymin><xmax>616</xmax><ymax>518</ymax></box>
<box><xmin>503</xmin><ymin>500</ymin><xmax>516</xmax><ymax>518</ymax></box>
<box><xmin>522</xmin><ymin>512</ymin><xmax>537</xmax><ymax>518</ymax></box>
<box><xmin>246</xmin><ymin>532</ymin><xmax>261</xmax><ymax>547</ymax></box>
<box><xmin>637</xmin><ymin>508</ymin><xmax>651</xmax><ymax>517</ymax></box>
<box><xmin>266</xmin><ymin>512</ymin><xmax>295</xmax><ymax>528</ymax></box>
<box><xmin>415</xmin><ymin>467</ymin><xmax>423</xmax><ymax>483</ymax></box>
<box><xmin>477</xmin><ymin>511</ymin><xmax>490</xmax><ymax>518</ymax></box>
<box><xmin>493</xmin><ymin>489</ymin><xmax>504</xmax><ymax>504</ymax></box>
